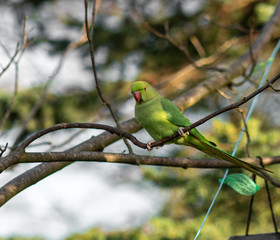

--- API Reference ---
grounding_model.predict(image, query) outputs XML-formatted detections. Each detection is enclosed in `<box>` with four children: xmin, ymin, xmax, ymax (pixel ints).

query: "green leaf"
<box><xmin>219</xmin><ymin>173</ymin><xmax>259</xmax><ymax>196</ymax></box>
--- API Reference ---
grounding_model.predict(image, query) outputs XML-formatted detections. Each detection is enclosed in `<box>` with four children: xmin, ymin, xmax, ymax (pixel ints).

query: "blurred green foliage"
<box><xmin>0</xmin><ymin>0</ymin><xmax>280</xmax><ymax>239</ymax></box>
<box><xmin>0</xmin><ymin>81</ymin><xmax>130</xmax><ymax>140</ymax></box>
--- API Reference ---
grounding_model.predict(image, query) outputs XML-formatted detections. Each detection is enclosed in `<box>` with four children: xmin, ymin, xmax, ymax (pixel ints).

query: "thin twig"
<box><xmin>0</xmin><ymin>17</ymin><xmax>29</xmax><ymax>130</ymax></box>
<box><xmin>90</xmin><ymin>0</ymin><xmax>97</xmax><ymax>38</ymax></box>
<box><xmin>267</xmin><ymin>80</ymin><xmax>280</xmax><ymax>92</ymax></box>
<box><xmin>84</xmin><ymin>0</ymin><xmax>133</xmax><ymax>153</ymax></box>
<box><xmin>0</xmin><ymin>43</ymin><xmax>20</xmax><ymax>77</ymax></box>
<box><xmin>232</xmin><ymin>24</ymin><xmax>258</xmax><ymax>87</ymax></box>
<box><xmin>10</xmin><ymin>39</ymin><xmax>72</xmax><ymax>150</ymax></box>
<box><xmin>0</xmin><ymin>17</ymin><xmax>29</xmax><ymax>78</ymax></box>
<box><xmin>243</xmin><ymin>24</ymin><xmax>257</xmax><ymax>85</ymax></box>
<box><xmin>17</xmin><ymin>122</ymin><xmax>145</xmax><ymax>152</ymax></box>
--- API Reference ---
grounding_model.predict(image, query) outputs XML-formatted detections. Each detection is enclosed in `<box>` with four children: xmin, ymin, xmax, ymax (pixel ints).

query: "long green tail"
<box><xmin>199</xmin><ymin>141</ymin><xmax>272</xmax><ymax>182</ymax></box>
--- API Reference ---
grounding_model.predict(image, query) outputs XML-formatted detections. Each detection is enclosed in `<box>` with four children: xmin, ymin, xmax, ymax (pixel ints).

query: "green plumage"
<box><xmin>131</xmin><ymin>81</ymin><xmax>271</xmax><ymax>182</ymax></box>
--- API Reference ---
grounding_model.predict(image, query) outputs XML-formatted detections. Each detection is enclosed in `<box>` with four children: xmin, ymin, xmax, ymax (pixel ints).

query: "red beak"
<box><xmin>133</xmin><ymin>91</ymin><xmax>142</xmax><ymax>103</ymax></box>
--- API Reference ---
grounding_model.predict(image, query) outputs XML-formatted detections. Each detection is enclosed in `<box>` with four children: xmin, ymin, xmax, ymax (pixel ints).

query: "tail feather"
<box><xmin>199</xmin><ymin>141</ymin><xmax>272</xmax><ymax>182</ymax></box>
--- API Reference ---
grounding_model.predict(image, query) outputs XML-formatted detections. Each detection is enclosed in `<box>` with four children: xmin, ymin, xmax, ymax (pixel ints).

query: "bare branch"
<box><xmin>84</xmin><ymin>0</ymin><xmax>133</xmax><ymax>153</ymax></box>
<box><xmin>233</xmin><ymin>23</ymin><xmax>259</xmax><ymax>87</ymax></box>
<box><xmin>18</xmin><ymin>122</ymin><xmax>145</xmax><ymax>151</ymax></box>
<box><xmin>10</xmin><ymin>35</ymin><xmax>77</xmax><ymax>150</ymax></box>
<box><xmin>0</xmin><ymin>152</ymin><xmax>280</xmax><ymax>207</ymax></box>
<box><xmin>0</xmin><ymin>17</ymin><xmax>29</xmax><ymax>129</ymax></box>
<box><xmin>0</xmin><ymin>43</ymin><xmax>20</xmax><ymax>77</ymax></box>
<box><xmin>16</xmin><ymin>152</ymin><xmax>280</xmax><ymax>169</ymax></box>
<box><xmin>267</xmin><ymin>80</ymin><xmax>280</xmax><ymax>92</ymax></box>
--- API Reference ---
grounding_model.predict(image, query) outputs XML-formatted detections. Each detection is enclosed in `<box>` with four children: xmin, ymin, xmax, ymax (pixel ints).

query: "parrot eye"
<box><xmin>143</xmin><ymin>87</ymin><xmax>147</xmax><ymax>91</ymax></box>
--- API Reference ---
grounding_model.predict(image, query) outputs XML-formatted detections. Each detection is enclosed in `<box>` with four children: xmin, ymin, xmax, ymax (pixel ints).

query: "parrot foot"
<box><xmin>147</xmin><ymin>140</ymin><xmax>155</xmax><ymax>151</ymax></box>
<box><xmin>178</xmin><ymin>127</ymin><xmax>189</xmax><ymax>137</ymax></box>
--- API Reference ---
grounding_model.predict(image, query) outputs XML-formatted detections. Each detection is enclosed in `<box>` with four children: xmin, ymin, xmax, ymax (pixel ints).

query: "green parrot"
<box><xmin>131</xmin><ymin>81</ymin><xmax>271</xmax><ymax>182</ymax></box>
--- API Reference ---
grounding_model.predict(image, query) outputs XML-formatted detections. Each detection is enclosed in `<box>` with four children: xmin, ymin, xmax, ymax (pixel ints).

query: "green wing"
<box><xmin>160</xmin><ymin>97</ymin><xmax>212</xmax><ymax>144</ymax></box>
<box><xmin>160</xmin><ymin>97</ymin><xmax>191</xmax><ymax>127</ymax></box>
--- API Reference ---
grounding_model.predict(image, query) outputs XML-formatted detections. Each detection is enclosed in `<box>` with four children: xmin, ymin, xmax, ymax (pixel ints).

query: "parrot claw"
<box><xmin>178</xmin><ymin>127</ymin><xmax>189</xmax><ymax>137</ymax></box>
<box><xmin>147</xmin><ymin>140</ymin><xmax>154</xmax><ymax>151</ymax></box>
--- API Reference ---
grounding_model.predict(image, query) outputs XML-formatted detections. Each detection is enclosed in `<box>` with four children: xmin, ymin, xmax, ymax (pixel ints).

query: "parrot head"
<box><xmin>131</xmin><ymin>81</ymin><xmax>159</xmax><ymax>104</ymax></box>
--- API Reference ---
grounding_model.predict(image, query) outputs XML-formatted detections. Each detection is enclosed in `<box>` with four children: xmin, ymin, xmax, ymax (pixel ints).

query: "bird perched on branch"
<box><xmin>131</xmin><ymin>81</ymin><xmax>271</xmax><ymax>182</ymax></box>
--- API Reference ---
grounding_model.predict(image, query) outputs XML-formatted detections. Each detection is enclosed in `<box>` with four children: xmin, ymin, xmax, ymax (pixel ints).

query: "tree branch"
<box><xmin>17</xmin><ymin>152</ymin><xmax>280</xmax><ymax>169</ymax></box>
<box><xmin>0</xmin><ymin>43</ymin><xmax>21</xmax><ymax>77</ymax></box>
<box><xmin>0</xmin><ymin>152</ymin><xmax>279</xmax><ymax>207</ymax></box>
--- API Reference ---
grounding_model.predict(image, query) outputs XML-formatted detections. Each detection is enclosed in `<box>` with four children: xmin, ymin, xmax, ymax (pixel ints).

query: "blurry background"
<box><xmin>0</xmin><ymin>0</ymin><xmax>280</xmax><ymax>239</ymax></box>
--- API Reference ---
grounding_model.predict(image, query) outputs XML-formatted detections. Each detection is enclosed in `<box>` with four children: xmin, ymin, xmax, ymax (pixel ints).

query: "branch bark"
<box><xmin>16</xmin><ymin>152</ymin><xmax>280</xmax><ymax>169</ymax></box>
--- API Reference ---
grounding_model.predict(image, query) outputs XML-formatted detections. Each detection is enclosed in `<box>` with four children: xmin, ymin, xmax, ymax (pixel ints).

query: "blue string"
<box><xmin>194</xmin><ymin>39</ymin><xmax>280</xmax><ymax>240</ymax></box>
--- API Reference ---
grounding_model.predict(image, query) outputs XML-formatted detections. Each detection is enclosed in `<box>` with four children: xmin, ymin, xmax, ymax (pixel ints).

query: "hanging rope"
<box><xmin>246</xmin><ymin>156</ymin><xmax>278</xmax><ymax>235</ymax></box>
<box><xmin>194</xmin><ymin>39</ymin><xmax>280</xmax><ymax>240</ymax></box>
<box><xmin>245</xmin><ymin>174</ymin><xmax>256</xmax><ymax>235</ymax></box>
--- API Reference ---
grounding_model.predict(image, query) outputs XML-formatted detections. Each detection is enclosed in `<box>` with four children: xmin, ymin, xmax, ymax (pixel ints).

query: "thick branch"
<box><xmin>0</xmin><ymin>152</ymin><xmax>279</xmax><ymax>207</ymax></box>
